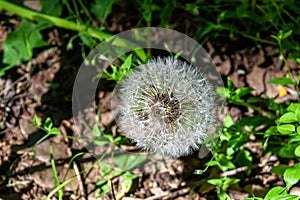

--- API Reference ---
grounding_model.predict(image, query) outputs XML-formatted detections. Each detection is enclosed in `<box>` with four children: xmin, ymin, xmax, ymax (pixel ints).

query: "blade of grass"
<box><xmin>50</xmin><ymin>145</ymin><xmax>63</xmax><ymax>200</ymax></box>
<box><xmin>62</xmin><ymin>152</ymin><xmax>85</xmax><ymax>182</ymax></box>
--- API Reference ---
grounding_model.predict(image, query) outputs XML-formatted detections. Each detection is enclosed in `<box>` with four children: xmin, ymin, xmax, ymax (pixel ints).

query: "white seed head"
<box><xmin>117</xmin><ymin>57</ymin><xmax>216</xmax><ymax>158</ymax></box>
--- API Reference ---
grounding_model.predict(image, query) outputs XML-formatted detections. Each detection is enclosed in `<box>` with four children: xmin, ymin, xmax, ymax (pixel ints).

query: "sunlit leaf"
<box><xmin>284</xmin><ymin>164</ymin><xmax>300</xmax><ymax>187</ymax></box>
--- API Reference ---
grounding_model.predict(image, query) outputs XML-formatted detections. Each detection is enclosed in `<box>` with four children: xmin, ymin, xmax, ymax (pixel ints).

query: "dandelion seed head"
<box><xmin>117</xmin><ymin>57</ymin><xmax>216</xmax><ymax>158</ymax></box>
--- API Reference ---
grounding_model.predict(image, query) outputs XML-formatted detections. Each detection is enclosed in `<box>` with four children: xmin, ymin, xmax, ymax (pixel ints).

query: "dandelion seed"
<box><xmin>117</xmin><ymin>57</ymin><xmax>216</xmax><ymax>158</ymax></box>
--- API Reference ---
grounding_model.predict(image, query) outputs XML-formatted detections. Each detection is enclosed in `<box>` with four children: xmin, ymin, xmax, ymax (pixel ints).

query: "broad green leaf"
<box><xmin>277</xmin><ymin>124</ymin><xmax>295</xmax><ymax>134</ymax></box>
<box><xmin>264</xmin><ymin>186</ymin><xmax>297</xmax><ymax>200</ymax></box>
<box><xmin>3</xmin><ymin>19</ymin><xmax>49</xmax><ymax>66</ymax></box>
<box><xmin>264</xmin><ymin>186</ymin><xmax>286</xmax><ymax>200</ymax></box>
<box><xmin>235</xmin><ymin>87</ymin><xmax>253</xmax><ymax>97</ymax></box>
<box><xmin>278</xmin><ymin>112</ymin><xmax>297</xmax><ymax>123</ymax></box>
<box><xmin>277</xmin><ymin>143</ymin><xmax>299</xmax><ymax>158</ymax></box>
<box><xmin>268</xmin><ymin>77</ymin><xmax>295</xmax><ymax>85</ymax></box>
<box><xmin>288</xmin><ymin>135</ymin><xmax>300</xmax><ymax>143</ymax></box>
<box><xmin>283</xmin><ymin>164</ymin><xmax>300</xmax><ymax>187</ymax></box>
<box><xmin>294</xmin><ymin>145</ymin><xmax>300</xmax><ymax>157</ymax></box>
<box><xmin>296</xmin><ymin>110</ymin><xmax>300</xmax><ymax>122</ymax></box>
<box><xmin>287</xmin><ymin>103</ymin><xmax>300</xmax><ymax>112</ymax></box>
<box><xmin>297</xmin><ymin>126</ymin><xmax>300</xmax><ymax>134</ymax></box>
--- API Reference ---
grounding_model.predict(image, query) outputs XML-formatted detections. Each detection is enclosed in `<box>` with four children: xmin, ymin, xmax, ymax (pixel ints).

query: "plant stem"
<box><xmin>0</xmin><ymin>0</ymin><xmax>111</xmax><ymax>41</ymax></box>
<box><xmin>0</xmin><ymin>1</ymin><xmax>148</xmax><ymax>61</ymax></box>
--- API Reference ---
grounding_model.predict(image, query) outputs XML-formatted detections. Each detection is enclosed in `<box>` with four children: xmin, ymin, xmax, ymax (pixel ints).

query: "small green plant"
<box><xmin>207</xmin><ymin>177</ymin><xmax>240</xmax><ymax>200</ymax></box>
<box><xmin>195</xmin><ymin>71</ymin><xmax>300</xmax><ymax>198</ymax></box>
<box><xmin>32</xmin><ymin>114</ymin><xmax>147</xmax><ymax>198</ymax></box>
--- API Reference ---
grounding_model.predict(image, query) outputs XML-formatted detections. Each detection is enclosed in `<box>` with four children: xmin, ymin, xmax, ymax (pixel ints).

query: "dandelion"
<box><xmin>117</xmin><ymin>57</ymin><xmax>216</xmax><ymax>158</ymax></box>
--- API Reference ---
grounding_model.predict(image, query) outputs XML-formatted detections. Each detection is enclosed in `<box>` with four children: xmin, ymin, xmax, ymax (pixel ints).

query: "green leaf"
<box><xmin>49</xmin><ymin>127</ymin><xmax>60</xmax><ymax>135</ymax></box>
<box><xmin>113</xmin><ymin>135</ymin><xmax>131</xmax><ymax>145</ymax></box>
<box><xmin>283</xmin><ymin>164</ymin><xmax>300</xmax><ymax>187</ymax></box>
<box><xmin>3</xmin><ymin>19</ymin><xmax>49</xmax><ymax>66</ymax></box>
<box><xmin>268</xmin><ymin>77</ymin><xmax>295</xmax><ymax>85</ymax></box>
<box><xmin>297</xmin><ymin>126</ymin><xmax>300</xmax><ymax>134</ymax></box>
<box><xmin>207</xmin><ymin>178</ymin><xmax>223</xmax><ymax>186</ymax></box>
<box><xmin>120</xmin><ymin>54</ymin><xmax>133</xmax><ymax>75</ymax></box>
<box><xmin>265</xmin><ymin>126</ymin><xmax>278</xmax><ymax>136</ymax></box>
<box><xmin>121</xmin><ymin>172</ymin><xmax>138</xmax><ymax>192</ymax></box>
<box><xmin>226</xmin><ymin>133</ymin><xmax>249</xmax><ymax>156</ymax></box>
<box><xmin>294</xmin><ymin>145</ymin><xmax>300</xmax><ymax>157</ymax></box>
<box><xmin>278</xmin><ymin>112</ymin><xmax>297</xmax><ymax>123</ymax></box>
<box><xmin>91</xmin><ymin>0</ymin><xmax>118</xmax><ymax>24</ymax></box>
<box><xmin>287</xmin><ymin>103</ymin><xmax>300</xmax><ymax>112</ymax></box>
<box><xmin>113</xmin><ymin>154</ymin><xmax>147</xmax><ymax>171</ymax></box>
<box><xmin>238</xmin><ymin>116</ymin><xmax>270</xmax><ymax>130</ymax></box>
<box><xmin>79</xmin><ymin>32</ymin><xmax>96</xmax><ymax>48</ymax></box>
<box><xmin>92</xmin><ymin>124</ymin><xmax>101</xmax><ymax>137</ymax></box>
<box><xmin>235</xmin><ymin>150</ymin><xmax>252</xmax><ymax>167</ymax></box>
<box><xmin>216</xmin><ymin>87</ymin><xmax>230</xmax><ymax>98</ymax></box>
<box><xmin>223</xmin><ymin>114</ymin><xmax>234</xmax><ymax>128</ymax></box>
<box><xmin>264</xmin><ymin>186</ymin><xmax>287</xmax><ymax>200</ymax></box>
<box><xmin>33</xmin><ymin>114</ymin><xmax>42</xmax><ymax>127</ymax></box>
<box><xmin>101</xmin><ymin>54</ymin><xmax>133</xmax><ymax>81</ymax></box>
<box><xmin>215</xmin><ymin>154</ymin><xmax>236</xmax><ymax>172</ymax></box>
<box><xmin>227</xmin><ymin>77</ymin><xmax>235</xmax><ymax>91</ymax></box>
<box><xmin>280</xmin><ymin>30</ymin><xmax>293</xmax><ymax>39</ymax></box>
<box><xmin>43</xmin><ymin>117</ymin><xmax>53</xmax><ymax>131</ymax></box>
<box><xmin>185</xmin><ymin>3</ymin><xmax>199</xmax><ymax>16</ymax></box>
<box><xmin>296</xmin><ymin>110</ymin><xmax>300</xmax><ymax>122</ymax></box>
<box><xmin>270</xmin><ymin>164</ymin><xmax>289</xmax><ymax>175</ymax></box>
<box><xmin>196</xmin><ymin>22</ymin><xmax>215</xmax><ymax>38</ymax></box>
<box><xmin>40</xmin><ymin>0</ymin><xmax>62</xmax><ymax>16</ymax></box>
<box><xmin>277</xmin><ymin>124</ymin><xmax>295</xmax><ymax>134</ymax></box>
<box><xmin>276</xmin><ymin>143</ymin><xmax>299</xmax><ymax>158</ymax></box>
<box><xmin>235</xmin><ymin>87</ymin><xmax>253</xmax><ymax>97</ymax></box>
<box><xmin>236</xmin><ymin>5</ymin><xmax>247</xmax><ymax>17</ymax></box>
